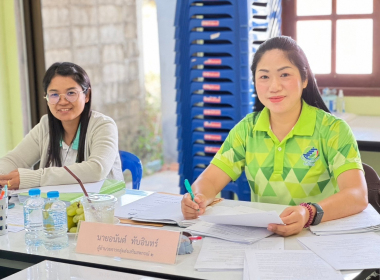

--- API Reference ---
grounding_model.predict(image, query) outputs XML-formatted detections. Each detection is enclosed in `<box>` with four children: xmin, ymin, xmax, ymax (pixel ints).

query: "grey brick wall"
<box><xmin>41</xmin><ymin>0</ymin><xmax>143</xmax><ymax>154</ymax></box>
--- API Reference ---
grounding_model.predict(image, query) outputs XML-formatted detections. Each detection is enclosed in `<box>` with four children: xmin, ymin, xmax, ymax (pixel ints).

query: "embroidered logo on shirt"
<box><xmin>301</xmin><ymin>146</ymin><xmax>320</xmax><ymax>166</ymax></box>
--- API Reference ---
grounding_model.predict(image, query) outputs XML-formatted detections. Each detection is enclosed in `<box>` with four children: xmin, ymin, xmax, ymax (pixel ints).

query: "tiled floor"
<box><xmin>125</xmin><ymin>170</ymin><xmax>180</xmax><ymax>194</ymax></box>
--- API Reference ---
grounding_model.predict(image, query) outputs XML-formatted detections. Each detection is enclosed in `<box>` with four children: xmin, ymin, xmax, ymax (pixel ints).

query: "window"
<box><xmin>282</xmin><ymin>0</ymin><xmax>380</xmax><ymax>96</ymax></box>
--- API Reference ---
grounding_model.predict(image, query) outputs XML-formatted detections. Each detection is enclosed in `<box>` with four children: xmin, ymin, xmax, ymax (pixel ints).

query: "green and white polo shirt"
<box><xmin>211</xmin><ymin>100</ymin><xmax>363</xmax><ymax>205</ymax></box>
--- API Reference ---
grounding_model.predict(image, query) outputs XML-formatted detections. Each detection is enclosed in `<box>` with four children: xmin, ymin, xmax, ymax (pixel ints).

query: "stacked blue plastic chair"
<box><xmin>175</xmin><ymin>0</ymin><xmax>282</xmax><ymax>201</ymax></box>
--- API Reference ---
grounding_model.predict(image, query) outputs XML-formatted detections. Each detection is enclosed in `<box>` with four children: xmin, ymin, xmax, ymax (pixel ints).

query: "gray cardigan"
<box><xmin>0</xmin><ymin>111</ymin><xmax>124</xmax><ymax>189</ymax></box>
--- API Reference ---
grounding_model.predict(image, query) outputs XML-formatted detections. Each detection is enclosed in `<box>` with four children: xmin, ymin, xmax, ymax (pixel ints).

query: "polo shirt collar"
<box><xmin>60</xmin><ymin>124</ymin><xmax>81</xmax><ymax>150</ymax></box>
<box><xmin>293</xmin><ymin>99</ymin><xmax>316</xmax><ymax>136</ymax></box>
<box><xmin>253</xmin><ymin>99</ymin><xmax>316</xmax><ymax>136</ymax></box>
<box><xmin>253</xmin><ymin>106</ymin><xmax>271</xmax><ymax>132</ymax></box>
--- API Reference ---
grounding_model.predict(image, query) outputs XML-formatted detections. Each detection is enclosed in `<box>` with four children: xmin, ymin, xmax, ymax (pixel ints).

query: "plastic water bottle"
<box><xmin>337</xmin><ymin>89</ymin><xmax>345</xmax><ymax>114</ymax></box>
<box><xmin>43</xmin><ymin>191</ymin><xmax>68</xmax><ymax>250</ymax></box>
<box><xmin>23</xmin><ymin>189</ymin><xmax>44</xmax><ymax>246</ymax></box>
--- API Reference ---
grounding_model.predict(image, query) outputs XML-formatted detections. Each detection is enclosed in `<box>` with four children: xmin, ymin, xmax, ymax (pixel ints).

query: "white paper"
<box><xmin>310</xmin><ymin>204</ymin><xmax>380</xmax><ymax>233</ymax></box>
<box><xmin>132</xmin><ymin>201</ymin><xmax>184</xmax><ymax>224</ymax></box>
<box><xmin>5</xmin><ymin>205</ymin><xmax>25</xmax><ymax>232</ymax></box>
<box><xmin>195</xmin><ymin>237</ymin><xmax>284</xmax><ymax>271</ymax></box>
<box><xmin>231</xmin><ymin>206</ymin><xmax>266</xmax><ymax>214</ymax></box>
<box><xmin>7</xmin><ymin>225</ymin><xmax>24</xmax><ymax>233</ymax></box>
<box><xmin>115</xmin><ymin>193</ymin><xmax>183</xmax><ymax>219</ymax></box>
<box><xmin>115</xmin><ymin>193</ymin><xmax>234</xmax><ymax>226</ymax></box>
<box><xmin>298</xmin><ymin>232</ymin><xmax>380</xmax><ymax>270</ymax></box>
<box><xmin>200</xmin><ymin>210</ymin><xmax>284</xmax><ymax>227</ymax></box>
<box><xmin>6</xmin><ymin>206</ymin><xmax>24</xmax><ymax>226</ymax></box>
<box><xmin>243</xmin><ymin>257</ymin><xmax>249</xmax><ymax>280</ymax></box>
<box><xmin>245</xmin><ymin>250</ymin><xmax>343</xmax><ymax>280</ymax></box>
<box><xmin>179</xmin><ymin>206</ymin><xmax>232</xmax><ymax>227</ymax></box>
<box><xmin>311</xmin><ymin>226</ymin><xmax>380</xmax><ymax>236</ymax></box>
<box><xmin>187</xmin><ymin>220</ymin><xmax>273</xmax><ymax>244</ymax></box>
<box><xmin>12</xmin><ymin>180</ymin><xmax>104</xmax><ymax>195</ymax></box>
<box><xmin>131</xmin><ymin>200</ymin><xmax>224</xmax><ymax>226</ymax></box>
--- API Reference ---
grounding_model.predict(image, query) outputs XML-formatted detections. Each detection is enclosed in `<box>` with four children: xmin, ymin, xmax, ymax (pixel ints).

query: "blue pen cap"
<box><xmin>28</xmin><ymin>189</ymin><xmax>41</xmax><ymax>196</ymax></box>
<box><xmin>47</xmin><ymin>191</ymin><xmax>59</xmax><ymax>198</ymax></box>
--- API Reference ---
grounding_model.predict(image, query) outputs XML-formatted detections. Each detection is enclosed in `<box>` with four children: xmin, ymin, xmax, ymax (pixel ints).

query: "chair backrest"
<box><xmin>119</xmin><ymin>151</ymin><xmax>143</xmax><ymax>190</ymax></box>
<box><xmin>363</xmin><ymin>163</ymin><xmax>380</xmax><ymax>213</ymax></box>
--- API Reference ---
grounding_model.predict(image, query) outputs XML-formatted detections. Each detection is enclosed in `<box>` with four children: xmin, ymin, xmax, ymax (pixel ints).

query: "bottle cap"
<box><xmin>28</xmin><ymin>189</ymin><xmax>41</xmax><ymax>196</ymax></box>
<box><xmin>338</xmin><ymin>89</ymin><xmax>344</xmax><ymax>97</ymax></box>
<box><xmin>47</xmin><ymin>191</ymin><xmax>59</xmax><ymax>198</ymax></box>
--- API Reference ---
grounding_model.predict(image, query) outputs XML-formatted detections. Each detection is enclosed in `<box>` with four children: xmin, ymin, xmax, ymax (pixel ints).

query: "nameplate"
<box><xmin>76</xmin><ymin>221</ymin><xmax>180</xmax><ymax>264</ymax></box>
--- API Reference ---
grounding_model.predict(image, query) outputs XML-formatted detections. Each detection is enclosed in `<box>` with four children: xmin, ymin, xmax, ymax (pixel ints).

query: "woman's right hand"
<box><xmin>181</xmin><ymin>193</ymin><xmax>208</xmax><ymax>219</ymax></box>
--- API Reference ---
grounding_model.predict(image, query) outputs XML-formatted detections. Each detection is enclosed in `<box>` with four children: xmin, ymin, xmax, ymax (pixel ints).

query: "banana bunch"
<box><xmin>66</xmin><ymin>201</ymin><xmax>85</xmax><ymax>233</ymax></box>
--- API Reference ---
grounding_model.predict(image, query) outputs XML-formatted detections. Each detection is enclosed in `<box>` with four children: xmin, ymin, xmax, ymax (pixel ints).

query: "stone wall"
<box><xmin>41</xmin><ymin>0</ymin><xmax>144</xmax><ymax>153</ymax></box>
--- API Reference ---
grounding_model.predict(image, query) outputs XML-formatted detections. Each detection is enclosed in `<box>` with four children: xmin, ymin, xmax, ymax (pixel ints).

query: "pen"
<box><xmin>184</xmin><ymin>179</ymin><xmax>194</xmax><ymax>201</ymax></box>
<box><xmin>188</xmin><ymin>236</ymin><xmax>202</xmax><ymax>241</ymax></box>
<box><xmin>184</xmin><ymin>179</ymin><xmax>200</xmax><ymax>212</ymax></box>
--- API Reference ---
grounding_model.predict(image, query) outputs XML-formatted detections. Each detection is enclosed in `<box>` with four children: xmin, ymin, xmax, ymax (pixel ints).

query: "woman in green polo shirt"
<box><xmin>181</xmin><ymin>36</ymin><xmax>368</xmax><ymax>236</ymax></box>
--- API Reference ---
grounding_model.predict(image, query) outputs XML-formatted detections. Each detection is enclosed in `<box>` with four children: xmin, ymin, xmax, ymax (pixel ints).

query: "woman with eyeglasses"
<box><xmin>0</xmin><ymin>62</ymin><xmax>123</xmax><ymax>190</ymax></box>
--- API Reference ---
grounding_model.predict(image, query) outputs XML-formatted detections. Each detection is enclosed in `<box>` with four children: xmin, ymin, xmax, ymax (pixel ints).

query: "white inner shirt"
<box><xmin>60</xmin><ymin>141</ymin><xmax>78</xmax><ymax>166</ymax></box>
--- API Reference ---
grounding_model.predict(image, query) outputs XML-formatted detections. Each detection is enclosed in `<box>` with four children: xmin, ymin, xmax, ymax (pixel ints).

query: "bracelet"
<box><xmin>300</xmin><ymin>203</ymin><xmax>314</xmax><ymax>228</ymax></box>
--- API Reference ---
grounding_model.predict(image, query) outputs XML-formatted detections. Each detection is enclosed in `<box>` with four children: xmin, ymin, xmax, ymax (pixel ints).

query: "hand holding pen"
<box><xmin>181</xmin><ymin>179</ymin><xmax>208</xmax><ymax>219</ymax></box>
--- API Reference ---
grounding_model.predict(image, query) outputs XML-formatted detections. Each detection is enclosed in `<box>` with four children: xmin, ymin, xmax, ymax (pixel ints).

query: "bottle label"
<box><xmin>43</xmin><ymin>210</ymin><xmax>67</xmax><ymax>231</ymax></box>
<box><xmin>24</xmin><ymin>207</ymin><xmax>43</xmax><ymax>228</ymax></box>
<box><xmin>24</xmin><ymin>208</ymin><xmax>29</xmax><ymax>227</ymax></box>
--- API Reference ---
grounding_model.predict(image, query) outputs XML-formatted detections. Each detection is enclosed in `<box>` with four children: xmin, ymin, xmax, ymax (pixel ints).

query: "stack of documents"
<box><xmin>195</xmin><ymin>237</ymin><xmax>284</xmax><ymax>271</ymax></box>
<box><xmin>115</xmin><ymin>193</ymin><xmax>283</xmax><ymax>232</ymax></box>
<box><xmin>115</xmin><ymin>192</ymin><xmax>228</xmax><ymax>227</ymax></box>
<box><xmin>130</xmin><ymin>200</ymin><xmax>197</xmax><ymax>226</ymax></box>
<box><xmin>187</xmin><ymin>221</ymin><xmax>273</xmax><ymax>244</ymax></box>
<box><xmin>115</xmin><ymin>193</ymin><xmax>206</xmax><ymax>227</ymax></box>
<box><xmin>243</xmin><ymin>250</ymin><xmax>343</xmax><ymax>280</ymax></box>
<box><xmin>309</xmin><ymin>204</ymin><xmax>380</xmax><ymax>235</ymax></box>
<box><xmin>115</xmin><ymin>193</ymin><xmax>184</xmax><ymax>224</ymax></box>
<box><xmin>298</xmin><ymin>232</ymin><xmax>380</xmax><ymax>270</ymax></box>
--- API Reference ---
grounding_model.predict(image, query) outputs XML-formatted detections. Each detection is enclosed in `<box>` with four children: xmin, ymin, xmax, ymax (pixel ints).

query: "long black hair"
<box><xmin>43</xmin><ymin>62</ymin><xmax>92</xmax><ymax>167</ymax></box>
<box><xmin>251</xmin><ymin>36</ymin><xmax>330</xmax><ymax>113</ymax></box>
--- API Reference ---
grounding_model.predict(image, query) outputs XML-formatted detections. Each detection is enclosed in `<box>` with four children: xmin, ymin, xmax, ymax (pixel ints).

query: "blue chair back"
<box><xmin>221</xmin><ymin>184</ymin><xmax>251</xmax><ymax>201</ymax></box>
<box><xmin>119</xmin><ymin>151</ymin><xmax>143</xmax><ymax>190</ymax></box>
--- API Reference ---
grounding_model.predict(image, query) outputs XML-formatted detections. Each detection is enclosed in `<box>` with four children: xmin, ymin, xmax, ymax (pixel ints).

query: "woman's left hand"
<box><xmin>267</xmin><ymin>206</ymin><xmax>310</xmax><ymax>237</ymax></box>
<box><xmin>0</xmin><ymin>170</ymin><xmax>20</xmax><ymax>190</ymax></box>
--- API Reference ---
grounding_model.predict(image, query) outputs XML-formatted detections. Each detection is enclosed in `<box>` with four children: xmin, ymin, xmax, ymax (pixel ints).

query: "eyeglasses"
<box><xmin>44</xmin><ymin>90</ymin><xmax>85</xmax><ymax>105</ymax></box>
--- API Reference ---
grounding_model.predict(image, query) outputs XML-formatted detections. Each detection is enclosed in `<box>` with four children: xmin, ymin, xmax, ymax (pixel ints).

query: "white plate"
<box><xmin>68</xmin><ymin>217</ymin><xmax>120</xmax><ymax>235</ymax></box>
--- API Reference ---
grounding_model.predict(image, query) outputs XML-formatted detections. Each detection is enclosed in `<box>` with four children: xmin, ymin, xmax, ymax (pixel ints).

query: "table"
<box><xmin>344</xmin><ymin>115</ymin><xmax>380</xmax><ymax>152</ymax></box>
<box><xmin>0</xmin><ymin>190</ymin><xmax>367</xmax><ymax>280</ymax></box>
<box><xmin>3</xmin><ymin>260</ymin><xmax>165</xmax><ymax>280</ymax></box>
